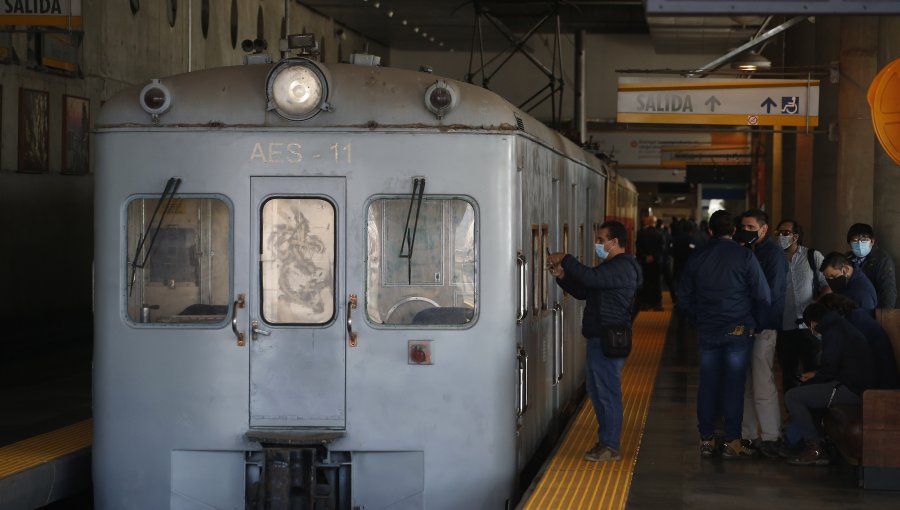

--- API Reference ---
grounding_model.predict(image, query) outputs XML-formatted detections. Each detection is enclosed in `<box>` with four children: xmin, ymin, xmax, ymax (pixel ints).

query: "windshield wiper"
<box><xmin>129</xmin><ymin>177</ymin><xmax>182</xmax><ymax>295</ymax></box>
<box><xmin>398</xmin><ymin>177</ymin><xmax>426</xmax><ymax>284</ymax></box>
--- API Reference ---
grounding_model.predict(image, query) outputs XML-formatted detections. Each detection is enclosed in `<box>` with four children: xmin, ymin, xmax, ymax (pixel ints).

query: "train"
<box><xmin>92</xmin><ymin>36</ymin><xmax>639</xmax><ymax>509</ymax></box>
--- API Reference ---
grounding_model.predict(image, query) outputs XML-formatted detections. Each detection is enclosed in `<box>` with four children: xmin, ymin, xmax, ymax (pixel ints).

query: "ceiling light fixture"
<box><xmin>731</xmin><ymin>51</ymin><xmax>772</xmax><ymax>72</ymax></box>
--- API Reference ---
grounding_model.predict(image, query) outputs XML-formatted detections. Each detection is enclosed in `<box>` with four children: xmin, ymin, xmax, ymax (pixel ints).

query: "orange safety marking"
<box><xmin>522</xmin><ymin>301</ymin><xmax>670</xmax><ymax>509</ymax></box>
<box><xmin>0</xmin><ymin>419</ymin><xmax>92</xmax><ymax>478</ymax></box>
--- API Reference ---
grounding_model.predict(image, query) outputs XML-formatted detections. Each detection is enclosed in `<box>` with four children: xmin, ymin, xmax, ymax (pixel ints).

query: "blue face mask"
<box><xmin>595</xmin><ymin>242</ymin><xmax>609</xmax><ymax>261</ymax></box>
<box><xmin>851</xmin><ymin>240</ymin><xmax>872</xmax><ymax>258</ymax></box>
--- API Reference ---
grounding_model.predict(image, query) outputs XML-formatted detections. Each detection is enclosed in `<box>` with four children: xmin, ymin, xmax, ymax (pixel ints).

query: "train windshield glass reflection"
<box><xmin>126</xmin><ymin>197</ymin><xmax>231</xmax><ymax>324</ymax></box>
<box><xmin>366</xmin><ymin>197</ymin><xmax>477</xmax><ymax>326</ymax></box>
<box><xmin>260</xmin><ymin>197</ymin><xmax>336</xmax><ymax>325</ymax></box>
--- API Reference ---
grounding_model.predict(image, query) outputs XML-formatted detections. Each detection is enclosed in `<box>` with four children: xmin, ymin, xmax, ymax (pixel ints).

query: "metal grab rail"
<box><xmin>231</xmin><ymin>293</ymin><xmax>246</xmax><ymax>347</ymax></box>
<box><xmin>552</xmin><ymin>302</ymin><xmax>564</xmax><ymax>385</ymax></box>
<box><xmin>516</xmin><ymin>345</ymin><xmax>529</xmax><ymax>417</ymax></box>
<box><xmin>516</xmin><ymin>252</ymin><xmax>528</xmax><ymax>323</ymax></box>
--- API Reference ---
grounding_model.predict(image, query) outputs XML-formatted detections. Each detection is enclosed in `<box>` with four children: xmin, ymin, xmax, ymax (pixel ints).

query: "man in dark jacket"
<box><xmin>820</xmin><ymin>252</ymin><xmax>877</xmax><ymax>315</ymax></box>
<box><xmin>735</xmin><ymin>209</ymin><xmax>789</xmax><ymax>458</ymax></box>
<box><xmin>636</xmin><ymin>216</ymin><xmax>664</xmax><ymax>310</ymax></box>
<box><xmin>548</xmin><ymin>220</ymin><xmax>642</xmax><ymax>463</ymax></box>
<box><xmin>846</xmin><ymin>223</ymin><xmax>897</xmax><ymax>309</ymax></box>
<box><xmin>676</xmin><ymin>210</ymin><xmax>771</xmax><ymax>459</ymax></box>
<box><xmin>785</xmin><ymin>303</ymin><xmax>876</xmax><ymax>465</ymax></box>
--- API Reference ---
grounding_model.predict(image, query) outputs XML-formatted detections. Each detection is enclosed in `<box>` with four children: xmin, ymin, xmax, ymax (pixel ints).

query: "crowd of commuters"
<box><xmin>672</xmin><ymin>211</ymin><xmax>899</xmax><ymax>466</ymax></box>
<box><xmin>545</xmin><ymin>208</ymin><xmax>897</xmax><ymax>467</ymax></box>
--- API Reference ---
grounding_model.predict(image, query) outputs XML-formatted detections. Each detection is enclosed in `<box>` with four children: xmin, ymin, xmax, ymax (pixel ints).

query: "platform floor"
<box><xmin>520</xmin><ymin>297</ymin><xmax>900</xmax><ymax>509</ymax></box>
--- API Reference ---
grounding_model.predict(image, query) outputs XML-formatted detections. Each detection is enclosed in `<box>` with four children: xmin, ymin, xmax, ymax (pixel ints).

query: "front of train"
<box><xmin>93</xmin><ymin>35</ymin><xmax>525</xmax><ymax>509</ymax></box>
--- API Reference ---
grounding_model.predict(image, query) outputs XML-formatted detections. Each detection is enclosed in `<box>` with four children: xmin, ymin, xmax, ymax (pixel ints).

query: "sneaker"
<box><xmin>585</xmin><ymin>442</ymin><xmax>604</xmax><ymax>457</ymax></box>
<box><xmin>700</xmin><ymin>437</ymin><xmax>716</xmax><ymax>458</ymax></box>
<box><xmin>788</xmin><ymin>441</ymin><xmax>830</xmax><ymax>466</ymax></box>
<box><xmin>758</xmin><ymin>440</ymin><xmax>784</xmax><ymax>459</ymax></box>
<box><xmin>773</xmin><ymin>440</ymin><xmax>803</xmax><ymax>459</ymax></box>
<box><xmin>741</xmin><ymin>438</ymin><xmax>759</xmax><ymax>451</ymax></box>
<box><xmin>721</xmin><ymin>439</ymin><xmax>755</xmax><ymax>459</ymax></box>
<box><xmin>585</xmin><ymin>445</ymin><xmax>621</xmax><ymax>462</ymax></box>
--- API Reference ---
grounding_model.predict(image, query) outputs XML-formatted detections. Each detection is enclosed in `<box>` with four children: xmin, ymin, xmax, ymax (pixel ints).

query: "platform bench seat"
<box><xmin>823</xmin><ymin>308</ymin><xmax>900</xmax><ymax>490</ymax></box>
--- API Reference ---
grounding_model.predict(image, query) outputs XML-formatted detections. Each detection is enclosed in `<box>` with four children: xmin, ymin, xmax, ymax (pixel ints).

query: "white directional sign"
<box><xmin>0</xmin><ymin>0</ymin><xmax>82</xmax><ymax>28</ymax></box>
<box><xmin>617</xmin><ymin>77</ymin><xmax>819</xmax><ymax>127</ymax></box>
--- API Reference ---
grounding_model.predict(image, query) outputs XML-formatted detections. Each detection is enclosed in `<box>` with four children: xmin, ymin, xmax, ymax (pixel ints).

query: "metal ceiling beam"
<box><xmin>687</xmin><ymin>15</ymin><xmax>808</xmax><ymax>76</ymax></box>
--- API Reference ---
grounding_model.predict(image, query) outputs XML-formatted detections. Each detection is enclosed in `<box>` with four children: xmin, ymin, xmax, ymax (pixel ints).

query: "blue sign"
<box><xmin>782</xmin><ymin>97</ymin><xmax>800</xmax><ymax>114</ymax></box>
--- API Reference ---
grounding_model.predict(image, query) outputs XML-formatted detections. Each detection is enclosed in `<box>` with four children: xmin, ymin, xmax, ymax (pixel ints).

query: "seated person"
<box><xmin>783</xmin><ymin>302</ymin><xmax>875</xmax><ymax>466</ymax></box>
<box><xmin>819</xmin><ymin>252</ymin><xmax>877</xmax><ymax>315</ymax></box>
<box><xmin>818</xmin><ymin>293</ymin><xmax>899</xmax><ymax>389</ymax></box>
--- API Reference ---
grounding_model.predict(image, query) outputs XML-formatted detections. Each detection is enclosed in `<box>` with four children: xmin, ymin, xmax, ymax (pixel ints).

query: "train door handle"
<box><xmin>516</xmin><ymin>252</ymin><xmax>528</xmax><ymax>323</ymax></box>
<box><xmin>347</xmin><ymin>294</ymin><xmax>358</xmax><ymax>347</ymax></box>
<box><xmin>251</xmin><ymin>320</ymin><xmax>270</xmax><ymax>341</ymax></box>
<box><xmin>232</xmin><ymin>293</ymin><xmax>246</xmax><ymax>347</ymax></box>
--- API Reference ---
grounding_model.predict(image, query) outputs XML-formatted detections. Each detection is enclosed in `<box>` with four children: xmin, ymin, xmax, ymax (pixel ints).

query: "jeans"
<box><xmin>586</xmin><ymin>336</ymin><xmax>627</xmax><ymax>450</ymax></box>
<box><xmin>697</xmin><ymin>332</ymin><xmax>753</xmax><ymax>440</ymax></box>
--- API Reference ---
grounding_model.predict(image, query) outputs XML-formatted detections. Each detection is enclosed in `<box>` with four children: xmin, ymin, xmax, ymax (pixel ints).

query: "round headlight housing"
<box><xmin>266</xmin><ymin>59</ymin><xmax>331</xmax><ymax>121</ymax></box>
<box><xmin>424</xmin><ymin>79</ymin><xmax>459</xmax><ymax>119</ymax></box>
<box><xmin>139</xmin><ymin>79</ymin><xmax>172</xmax><ymax>117</ymax></box>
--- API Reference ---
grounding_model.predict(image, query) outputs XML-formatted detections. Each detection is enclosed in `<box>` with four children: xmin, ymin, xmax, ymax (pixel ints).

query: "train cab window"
<box><xmin>126</xmin><ymin>197</ymin><xmax>231</xmax><ymax>325</ymax></box>
<box><xmin>366</xmin><ymin>197</ymin><xmax>477</xmax><ymax>326</ymax></box>
<box><xmin>260</xmin><ymin>198</ymin><xmax>335</xmax><ymax>325</ymax></box>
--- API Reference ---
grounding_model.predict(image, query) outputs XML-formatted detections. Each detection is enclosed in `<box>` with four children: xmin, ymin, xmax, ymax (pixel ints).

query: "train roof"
<box><xmin>96</xmin><ymin>59</ymin><xmax>600</xmax><ymax>169</ymax></box>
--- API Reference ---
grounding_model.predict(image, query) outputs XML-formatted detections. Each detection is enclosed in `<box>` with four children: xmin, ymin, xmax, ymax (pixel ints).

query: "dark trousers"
<box><xmin>639</xmin><ymin>260</ymin><xmax>662</xmax><ymax>307</ymax></box>
<box><xmin>776</xmin><ymin>329</ymin><xmax>820</xmax><ymax>393</ymax></box>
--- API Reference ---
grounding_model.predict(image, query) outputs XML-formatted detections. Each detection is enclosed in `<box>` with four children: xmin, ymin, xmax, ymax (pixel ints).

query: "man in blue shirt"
<box><xmin>820</xmin><ymin>252</ymin><xmax>877</xmax><ymax>315</ymax></box>
<box><xmin>677</xmin><ymin>210</ymin><xmax>771</xmax><ymax>459</ymax></box>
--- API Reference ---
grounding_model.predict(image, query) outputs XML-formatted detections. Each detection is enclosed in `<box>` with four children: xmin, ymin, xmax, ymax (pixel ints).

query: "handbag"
<box><xmin>602</xmin><ymin>325</ymin><xmax>632</xmax><ymax>358</ymax></box>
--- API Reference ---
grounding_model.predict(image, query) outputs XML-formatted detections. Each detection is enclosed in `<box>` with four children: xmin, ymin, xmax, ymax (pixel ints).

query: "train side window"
<box><xmin>260</xmin><ymin>198</ymin><xmax>336</xmax><ymax>325</ymax></box>
<box><xmin>126</xmin><ymin>197</ymin><xmax>231</xmax><ymax>325</ymax></box>
<box><xmin>366</xmin><ymin>196</ymin><xmax>477</xmax><ymax>327</ymax></box>
<box><xmin>541</xmin><ymin>225</ymin><xmax>549</xmax><ymax>311</ymax></box>
<box><xmin>531</xmin><ymin>225</ymin><xmax>540</xmax><ymax>317</ymax></box>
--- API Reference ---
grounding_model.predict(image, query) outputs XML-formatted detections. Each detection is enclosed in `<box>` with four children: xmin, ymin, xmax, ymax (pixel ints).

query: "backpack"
<box><xmin>806</xmin><ymin>247</ymin><xmax>822</xmax><ymax>295</ymax></box>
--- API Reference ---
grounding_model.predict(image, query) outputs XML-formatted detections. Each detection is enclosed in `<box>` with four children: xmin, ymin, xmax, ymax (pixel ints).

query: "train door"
<box><xmin>248</xmin><ymin>176</ymin><xmax>346</xmax><ymax>428</ymax></box>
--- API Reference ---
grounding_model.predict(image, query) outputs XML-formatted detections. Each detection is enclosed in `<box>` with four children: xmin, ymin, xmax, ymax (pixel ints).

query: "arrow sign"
<box><xmin>704</xmin><ymin>96</ymin><xmax>721</xmax><ymax>112</ymax></box>
<box><xmin>761</xmin><ymin>97</ymin><xmax>777</xmax><ymax>113</ymax></box>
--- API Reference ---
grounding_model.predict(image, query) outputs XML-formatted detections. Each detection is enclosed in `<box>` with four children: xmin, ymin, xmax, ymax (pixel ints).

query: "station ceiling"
<box><xmin>301</xmin><ymin>0</ymin><xmax>764</xmax><ymax>55</ymax></box>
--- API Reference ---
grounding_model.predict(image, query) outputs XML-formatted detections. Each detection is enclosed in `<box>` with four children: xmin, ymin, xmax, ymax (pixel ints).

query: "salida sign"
<box><xmin>0</xmin><ymin>0</ymin><xmax>82</xmax><ymax>28</ymax></box>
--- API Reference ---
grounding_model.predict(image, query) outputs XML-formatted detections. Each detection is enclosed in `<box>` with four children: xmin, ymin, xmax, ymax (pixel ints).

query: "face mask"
<box><xmin>827</xmin><ymin>272</ymin><xmax>849</xmax><ymax>291</ymax></box>
<box><xmin>595</xmin><ymin>242</ymin><xmax>609</xmax><ymax>261</ymax></box>
<box><xmin>851</xmin><ymin>240</ymin><xmax>872</xmax><ymax>258</ymax></box>
<box><xmin>733</xmin><ymin>229</ymin><xmax>759</xmax><ymax>246</ymax></box>
<box><xmin>778</xmin><ymin>234</ymin><xmax>794</xmax><ymax>250</ymax></box>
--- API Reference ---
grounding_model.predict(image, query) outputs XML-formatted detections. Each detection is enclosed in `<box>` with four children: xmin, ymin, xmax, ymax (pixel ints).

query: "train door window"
<box><xmin>366</xmin><ymin>196</ymin><xmax>477</xmax><ymax>327</ymax></box>
<box><xmin>260</xmin><ymin>198</ymin><xmax>336</xmax><ymax>325</ymax></box>
<box><xmin>126</xmin><ymin>197</ymin><xmax>231</xmax><ymax>324</ymax></box>
<box><xmin>578</xmin><ymin>224</ymin><xmax>584</xmax><ymax>263</ymax></box>
<box><xmin>563</xmin><ymin>224</ymin><xmax>569</xmax><ymax>254</ymax></box>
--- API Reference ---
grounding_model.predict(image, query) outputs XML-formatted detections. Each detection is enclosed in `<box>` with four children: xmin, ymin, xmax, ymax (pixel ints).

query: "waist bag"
<box><xmin>602</xmin><ymin>326</ymin><xmax>632</xmax><ymax>358</ymax></box>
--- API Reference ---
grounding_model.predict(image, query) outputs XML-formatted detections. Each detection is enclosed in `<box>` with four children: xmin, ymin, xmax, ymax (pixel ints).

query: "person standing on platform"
<box><xmin>636</xmin><ymin>215</ymin><xmax>664</xmax><ymax>311</ymax></box>
<box><xmin>734</xmin><ymin>209</ymin><xmax>788</xmax><ymax>458</ymax></box>
<box><xmin>547</xmin><ymin>221</ymin><xmax>642</xmax><ymax>462</ymax></box>
<box><xmin>846</xmin><ymin>223</ymin><xmax>897</xmax><ymax>309</ymax></box>
<box><xmin>677</xmin><ymin>210</ymin><xmax>771</xmax><ymax>459</ymax></box>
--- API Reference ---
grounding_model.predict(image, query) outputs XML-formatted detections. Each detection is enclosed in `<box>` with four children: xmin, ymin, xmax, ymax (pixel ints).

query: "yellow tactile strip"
<box><xmin>0</xmin><ymin>419</ymin><xmax>92</xmax><ymax>478</ymax></box>
<box><xmin>522</xmin><ymin>306</ymin><xmax>670</xmax><ymax>510</ymax></box>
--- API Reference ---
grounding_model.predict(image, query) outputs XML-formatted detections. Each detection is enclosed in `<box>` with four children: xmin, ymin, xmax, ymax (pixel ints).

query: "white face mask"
<box><xmin>778</xmin><ymin>234</ymin><xmax>794</xmax><ymax>250</ymax></box>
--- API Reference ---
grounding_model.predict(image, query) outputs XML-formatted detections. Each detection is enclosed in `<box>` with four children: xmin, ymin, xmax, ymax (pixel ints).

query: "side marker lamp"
<box><xmin>266</xmin><ymin>59</ymin><xmax>333</xmax><ymax>121</ymax></box>
<box><xmin>424</xmin><ymin>79</ymin><xmax>458</xmax><ymax>120</ymax></box>
<box><xmin>139</xmin><ymin>79</ymin><xmax>172</xmax><ymax>121</ymax></box>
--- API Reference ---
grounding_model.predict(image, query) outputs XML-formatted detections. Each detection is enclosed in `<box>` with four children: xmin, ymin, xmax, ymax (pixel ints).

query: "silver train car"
<box><xmin>93</xmin><ymin>44</ymin><xmax>637</xmax><ymax>509</ymax></box>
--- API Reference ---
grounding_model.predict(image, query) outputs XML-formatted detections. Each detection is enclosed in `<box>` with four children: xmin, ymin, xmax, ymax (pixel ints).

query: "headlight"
<box><xmin>139</xmin><ymin>79</ymin><xmax>172</xmax><ymax>118</ymax></box>
<box><xmin>266</xmin><ymin>59</ymin><xmax>332</xmax><ymax>121</ymax></box>
<box><xmin>424</xmin><ymin>79</ymin><xmax>459</xmax><ymax>119</ymax></box>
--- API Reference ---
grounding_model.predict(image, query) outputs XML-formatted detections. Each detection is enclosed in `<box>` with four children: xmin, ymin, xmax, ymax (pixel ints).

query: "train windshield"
<box><xmin>125</xmin><ymin>197</ymin><xmax>231</xmax><ymax>324</ymax></box>
<box><xmin>366</xmin><ymin>196</ymin><xmax>477</xmax><ymax>326</ymax></box>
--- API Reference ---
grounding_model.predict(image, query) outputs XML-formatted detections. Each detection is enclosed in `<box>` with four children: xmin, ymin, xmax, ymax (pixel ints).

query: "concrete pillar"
<box><xmin>832</xmin><ymin>17</ymin><xmax>878</xmax><ymax>252</ymax></box>
<box><xmin>794</xmin><ymin>131</ymin><xmax>814</xmax><ymax>236</ymax></box>
<box><xmin>771</xmin><ymin>127</ymin><xmax>783</xmax><ymax>225</ymax></box>
<box><xmin>574</xmin><ymin>30</ymin><xmax>586</xmax><ymax>144</ymax></box>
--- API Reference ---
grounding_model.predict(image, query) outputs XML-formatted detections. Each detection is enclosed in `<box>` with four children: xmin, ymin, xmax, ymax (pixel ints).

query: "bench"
<box><xmin>824</xmin><ymin>308</ymin><xmax>900</xmax><ymax>489</ymax></box>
